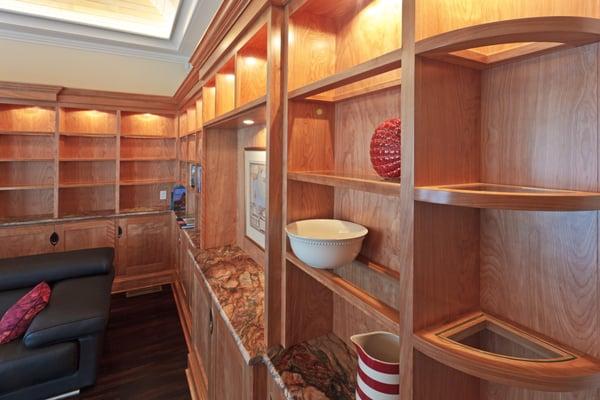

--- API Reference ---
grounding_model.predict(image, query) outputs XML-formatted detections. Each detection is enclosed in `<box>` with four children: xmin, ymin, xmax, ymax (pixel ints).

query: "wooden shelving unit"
<box><xmin>287</xmin><ymin>252</ymin><xmax>399</xmax><ymax>328</ymax></box>
<box><xmin>414</xmin><ymin>312</ymin><xmax>600</xmax><ymax>392</ymax></box>
<box><xmin>288</xmin><ymin>170</ymin><xmax>400</xmax><ymax>197</ymax></box>
<box><xmin>119</xmin><ymin>111</ymin><xmax>176</xmax><ymax>213</ymax></box>
<box><xmin>57</xmin><ymin>107</ymin><xmax>118</xmax><ymax>217</ymax></box>
<box><xmin>415</xmin><ymin>183</ymin><xmax>600</xmax><ymax>211</ymax></box>
<box><xmin>0</xmin><ymin>104</ymin><xmax>56</xmax><ymax>222</ymax></box>
<box><xmin>411</xmin><ymin>2</ymin><xmax>600</xmax><ymax>398</ymax></box>
<box><xmin>282</xmin><ymin>3</ymin><xmax>403</xmax><ymax>384</ymax></box>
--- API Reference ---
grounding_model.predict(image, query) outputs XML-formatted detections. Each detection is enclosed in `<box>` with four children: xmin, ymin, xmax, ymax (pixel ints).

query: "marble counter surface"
<box><xmin>193</xmin><ymin>245</ymin><xmax>265</xmax><ymax>365</ymax></box>
<box><xmin>264</xmin><ymin>334</ymin><xmax>357</xmax><ymax>400</ymax></box>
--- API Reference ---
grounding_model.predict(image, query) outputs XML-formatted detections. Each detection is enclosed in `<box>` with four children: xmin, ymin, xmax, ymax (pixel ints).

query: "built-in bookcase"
<box><xmin>283</xmin><ymin>0</ymin><xmax>402</xmax><ymax>361</ymax></box>
<box><xmin>119</xmin><ymin>112</ymin><xmax>176</xmax><ymax>213</ymax></box>
<box><xmin>0</xmin><ymin>104</ymin><xmax>56</xmax><ymax>222</ymax></box>
<box><xmin>58</xmin><ymin>107</ymin><xmax>117</xmax><ymax>218</ymax></box>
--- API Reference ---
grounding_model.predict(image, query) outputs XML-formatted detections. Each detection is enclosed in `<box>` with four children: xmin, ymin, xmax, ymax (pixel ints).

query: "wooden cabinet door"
<box><xmin>191</xmin><ymin>268</ymin><xmax>212</xmax><ymax>391</ymax></box>
<box><xmin>210</xmin><ymin>311</ymin><xmax>250</xmax><ymax>400</ymax></box>
<box><xmin>55</xmin><ymin>219</ymin><xmax>115</xmax><ymax>252</ymax></box>
<box><xmin>184</xmin><ymin>249</ymin><xmax>195</xmax><ymax>309</ymax></box>
<box><xmin>116</xmin><ymin>214</ymin><xmax>171</xmax><ymax>277</ymax></box>
<box><xmin>0</xmin><ymin>224</ymin><xmax>56</xmax><ymax>258</ymax></box>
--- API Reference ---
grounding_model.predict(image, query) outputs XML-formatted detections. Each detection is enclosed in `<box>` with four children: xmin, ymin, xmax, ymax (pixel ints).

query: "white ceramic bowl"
<box><xmin>286</xmin><ymin>219</ymin><xmax>368</xmax><ymax>269</ymax></box>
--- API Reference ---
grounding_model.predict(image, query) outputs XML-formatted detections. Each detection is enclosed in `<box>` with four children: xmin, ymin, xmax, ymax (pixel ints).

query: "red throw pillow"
<box><xmin>0</xmin><ymin>282</ymin><xmax>51</xmax><ymax>344</ymax></box>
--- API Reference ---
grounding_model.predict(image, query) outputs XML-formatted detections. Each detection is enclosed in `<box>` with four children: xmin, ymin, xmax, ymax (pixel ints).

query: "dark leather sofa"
<box><xmin>0</xmin><ymin>248</ymin><xmax>114</xmax><ymax>400</ymax></box>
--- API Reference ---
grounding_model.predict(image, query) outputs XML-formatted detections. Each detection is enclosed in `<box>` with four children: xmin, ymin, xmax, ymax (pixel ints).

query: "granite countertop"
<box><xmin>192</xmin><ymin>245</ymin><xmax>266</xmax><ymax>365</ymax></box>
<box><xmin>264</xmin><ymin>334</ymin><xmax>357</xmax><ymax>400</ymax></box>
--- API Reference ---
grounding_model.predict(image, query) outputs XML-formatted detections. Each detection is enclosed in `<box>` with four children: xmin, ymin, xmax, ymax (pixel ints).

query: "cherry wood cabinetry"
<box><xmin>54</xmin><ymin>219</ymin><xmax>115</xmax><ymax>252</ymax></box>
<box><xmin>115</xmin><ymin>214</ymin><xmax>172</xmax><ymax>279</ymax></box>
<box><xmin>0</xmin><ymin>224</ymin><xmax>57</xmax><ymax>258</ymax></box>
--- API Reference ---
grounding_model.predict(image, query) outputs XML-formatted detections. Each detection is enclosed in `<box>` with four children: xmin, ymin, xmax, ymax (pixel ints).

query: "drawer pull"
<box><xmin>50</xmin><ymin>232</ymin><xmax>59</xmax><ymax>246</ymax></box>
<box><xmin>209</xmin><ymin>308</ymin><xmax>214</xmax><ymax>335</ymax></box>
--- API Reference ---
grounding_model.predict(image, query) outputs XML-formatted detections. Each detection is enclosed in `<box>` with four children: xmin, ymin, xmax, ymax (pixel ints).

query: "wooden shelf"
<box><xmin>414</xmin><ymin>312</ymin><xmax>600</xmax><ymax>392</ymax></box>
<box><xmin>120</xmin><ymin>134</ymin><xmax>176</xmax><ymax>139</ymax></box>
<box><xmin>0</xmin><ymin>184</ymin><xmax>53</xmax><ymax>191</ymax></box>
<box><xmin>203</xmin><ymin>96</ymin><xmax>266</xmax><ymax>129</ymax></box>
<box><xmin>0</xmin><ymin>158</ymin><xmax>54</xmax><ymax>162</ymax></box>
<box><xmin>59</xmin><ymin>182</ymin><xmax>115</xmax><ymax>188</ymax></box>
<box><xmin>60</xmin><ymin>158</ymin><xmax>116</xmax><ymax>162</ymax></box>
<box><xmin>59</xmin><ymin>132</ymin><xmax>116</xmax><ymax>138</ymax></box>
<box><xmin>119</xmin><ymin>206</ymin><xmax>168</xmax><ymax>214</ymax></box>
<box><xmin>0</xmin><ymin>214</ymin><xmax>54</xmax><ymax>224</ymax></box>
<box><xmin>0</xmin><ymin>130</ymin><xmax>53</xmax><ymax>136</ymax></box>
<box><xmin>59</xmin><ymin>209</ymin><xmax>115</xmax><ymax>219</ymax></box>
<box><xmin>416</xmin><ymin>16</ymin><xmax>600</xmax><ymax>68</ymax></box>
<box><xmin>288</xmin><ymin>171</ymin><xmax>400</xmax><ymax>196</ymax></box>
<box><xmin>415</xmin><ymin>183</ymin><xmax>600</xmax><ymax>211</ymax></box>
<box><xmin>286</xmin><ymin>252</ymin><xmax>399</xmax><ymax>329</ymax></box>
<box><xmin>288</xmin><ymin>49</ymin><xmax>402</xmax><ymax>101</ymax></box>
<box><xmin>120</xmin><ymin>157</ymin><xmax>176</xmax><ymax>161</ymax></box>
<box><xmin>120</xmin><ymin>179</ymin><xmax>175</xmax><ymax>186</ymax></box>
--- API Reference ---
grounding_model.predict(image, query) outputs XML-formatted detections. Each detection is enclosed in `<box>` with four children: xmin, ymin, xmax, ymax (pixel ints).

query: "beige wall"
<box><xmin>0</xmin><ymin>38</ymin><xmax>188</xmax><ymax>96</ymax></box>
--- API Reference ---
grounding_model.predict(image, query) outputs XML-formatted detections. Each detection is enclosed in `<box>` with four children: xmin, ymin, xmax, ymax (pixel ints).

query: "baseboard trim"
<box><xmin>112</xmin><ymin>270</ymin><xmax>174</xmax><ymax>294</ymax></box>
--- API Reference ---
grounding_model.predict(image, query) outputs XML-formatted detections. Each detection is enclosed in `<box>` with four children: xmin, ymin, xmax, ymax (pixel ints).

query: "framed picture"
<box><xmin>189</xmin><ymin>164</ymin><xmax>196</xmax><ymax>188</ymax></box>
<box><xmin>195</xmin><ymin>164</ymin><xmax>202</xmax><ymax>193</ymax></box>
<box><xmin>244</xmin><ymin>148</ymin><xmax>267</xmax><ymax>249</ymax></box>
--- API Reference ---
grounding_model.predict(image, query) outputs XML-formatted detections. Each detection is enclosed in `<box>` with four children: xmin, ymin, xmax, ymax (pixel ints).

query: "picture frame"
<box><xmin>244</xmin><ymin>147</ymin><xmax>267</xmax><ymax>249</ymax></box>
<box><xmin>189</xmin><ymin>164</ymin><xmax>196</xmax><ymax>188</ymax></box>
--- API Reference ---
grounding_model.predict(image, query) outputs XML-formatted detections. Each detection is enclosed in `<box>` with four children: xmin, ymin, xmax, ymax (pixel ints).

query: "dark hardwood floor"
<box><xmin>79</xmin><ymin>286</ymin><xmax>191</xmax><ymax>400</ymax></box>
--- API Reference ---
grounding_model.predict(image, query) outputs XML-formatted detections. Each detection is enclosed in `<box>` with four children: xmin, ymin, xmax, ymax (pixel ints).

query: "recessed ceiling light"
<box><xmin>243</xmin><ymin>119</ymin><xmax>255</xmax><ymax>125</ymax></box>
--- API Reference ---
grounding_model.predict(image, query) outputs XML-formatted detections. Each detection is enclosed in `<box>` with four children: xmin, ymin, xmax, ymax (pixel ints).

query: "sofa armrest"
<box><xmin>24</xmin><ymin>272</ymin><xmax>113</xmax><ymax>348</ymax></box>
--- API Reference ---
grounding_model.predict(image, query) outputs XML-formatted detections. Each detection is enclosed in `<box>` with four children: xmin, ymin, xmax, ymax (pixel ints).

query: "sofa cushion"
<box><xmin>0</xmin><ymin>288</ymin><xmax>30</xmax><ymax>317</ymax></box>
<box><xmin>0</xmin><ymin>339</ymin><xmax>78</xmax><ymax>393</ymax></box>
<box><xmin>24</xmin><ymin>274</ymin><xmax>113</xmax><ymax>348</ymax></box>
<box><xmin>0</xmin><ymin>248</ymin><xmax>114</xmax><ymax>291</ymax></box>
<box><xmin>0</xmin><ymin>283</ymin><xmax>51</xmax><ymax>345</ymax></box>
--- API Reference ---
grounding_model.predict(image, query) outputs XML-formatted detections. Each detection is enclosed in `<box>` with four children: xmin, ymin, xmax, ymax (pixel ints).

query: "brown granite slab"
<box><xmin>265</xmin><ymin>334</ymin><xmax>357</xmax><ymax>400</ymax></box>
<box><xmin>193</xmin><ymin>245</ymin><xmax>265</xmax><ymax>364</ymax></box>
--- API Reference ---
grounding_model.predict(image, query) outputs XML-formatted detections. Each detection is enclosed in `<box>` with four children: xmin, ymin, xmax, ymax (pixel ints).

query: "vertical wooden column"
<box><xmin>115</xmin><ymin>110</ymin><xmax>121</xmax><ymax>214</ymax></box>
<box><xmin>265</xmin><ymin>4</ymin><xmax>285</xmax><ymax>348</ymax></box>
<box><xmin>53</xmin><ymin>105</ymin><xmax>59</xmax><ymax>219</ymax></box>
<box><xmin>399</xmin><ymin>0</ymin><xmax>415</xmax><ymax>399</ymax></box>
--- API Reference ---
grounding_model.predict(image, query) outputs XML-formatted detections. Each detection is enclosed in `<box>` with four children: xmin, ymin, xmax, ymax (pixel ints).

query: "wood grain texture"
<box><xmin>236</xmin><ymin>25</ymin><xmax>268</xmax><ymax>108</ymax></box>
<box><xmin>120</xmin><ymin>112</ymin><xmax>175</xmax><ymax>137</ymax></box>
<box><xmin>414</xmin><ymin>57</ymin><xmax>481</xmax><ymax>186</ymax></box>
<box><xmin>482</xmin><ymin>44</ymin><xmax>598</xmax><ymax>192</ymax></box>
<box><xmin>0</xmin><ymin>160</ymin><xmax>54</xmax><ymax>187</ymax></box>
<box><xmin>119</xmin><ymin>183</ymin><xmax>171</xmax><ymax>212</ymax></box>
<box><xmin>283</xmin><ymin>259</ymin><xmax>333</xmax><ymax>347</ymax></box>
<box><xmin>59</xmin><ymin>108</ymin><xmax>117</xmax><ymax>134</ymax></box>
<box><xmin>120</xmin><ymin>160</ymin><xmax>175</xmax><ymax>184</ymax></box>
<box><xmin>116</xmin><ymin>214</ymin><xmax>172</xmax><ymax>277</ymax></box>
<box><xmin>0</xmin><ymin>224</ymin><xmax>56</xmax><ymax>258</ymax></box>
<box><xmin>416</xmin><ymin>0</ymin><xmax>600</xmax><ymax>41</ymax></box>
<box><xmin>0</xmin><ymin>104</ymin><xmax>55</xmax><ymax>132</ymax></box>
<box><xmin>120</xmin><ymin>137</ymin><xmax>176</xmax><ymax>159</ymax></box>
<box><xmin>415</xmin><ymin>311</ymin><xmax>600</xmax><ymax>392</ymax></box>
<box><xmin>0</xmin><ymin>134</ymin><xmax>54</xmax><ymax>159</ymax></box>
<box><xmin>202</xmin><ymin>128</ymin><xmax>237</xmax><ymax>249</ymax></box>
<box><xmin>59</xmin><ymin>186</ymin><xmax>115</xmax><ymax>217</ymax></box>
<box><xmin>55</xmin><ymin>219</ymin><xmax>115</xmax><ymax>252</ymax></box>
<box><xmin>215</xmin><ymin>68</ymin><xmax>236</xmax><ymax>117</ymax></box>
<box><xmin>415</xmin><ymin>183</ymin><xmax>600</xmax><ymax>211</ymax></box>
<box><xmin>414</xmin><ymin>351</ymin><xmax>480</xmax><ymax>400</ymax></box>
<box><xmin>59</xmin><ymin>135</ymin><xmax>116</xmax><ymax>159</ymax></box>
<box><xmin>0</xmin><ymin>189</ymin><xmax>54</xmax><ymax>222</ymax></box>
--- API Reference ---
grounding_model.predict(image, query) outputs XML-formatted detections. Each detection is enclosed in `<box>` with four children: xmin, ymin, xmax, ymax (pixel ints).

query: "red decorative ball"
<box><xmin>370</xmin><ymin>118</ymin><xmax>401</xmax><ymax>179</ymax></box>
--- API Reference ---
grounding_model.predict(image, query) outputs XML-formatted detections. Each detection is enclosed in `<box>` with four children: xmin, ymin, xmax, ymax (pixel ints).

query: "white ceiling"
<box><xmin>0</xmin><ymin>0</ymin><xmax>221</xmax><ymax>63</ymax></box>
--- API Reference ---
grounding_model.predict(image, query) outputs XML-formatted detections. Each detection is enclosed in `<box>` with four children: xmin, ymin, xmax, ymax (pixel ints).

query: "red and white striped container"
<box><xmin>351</xmin><ymin>331</ymin><xmax>400</xmax><ymax>400</ymax></box>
